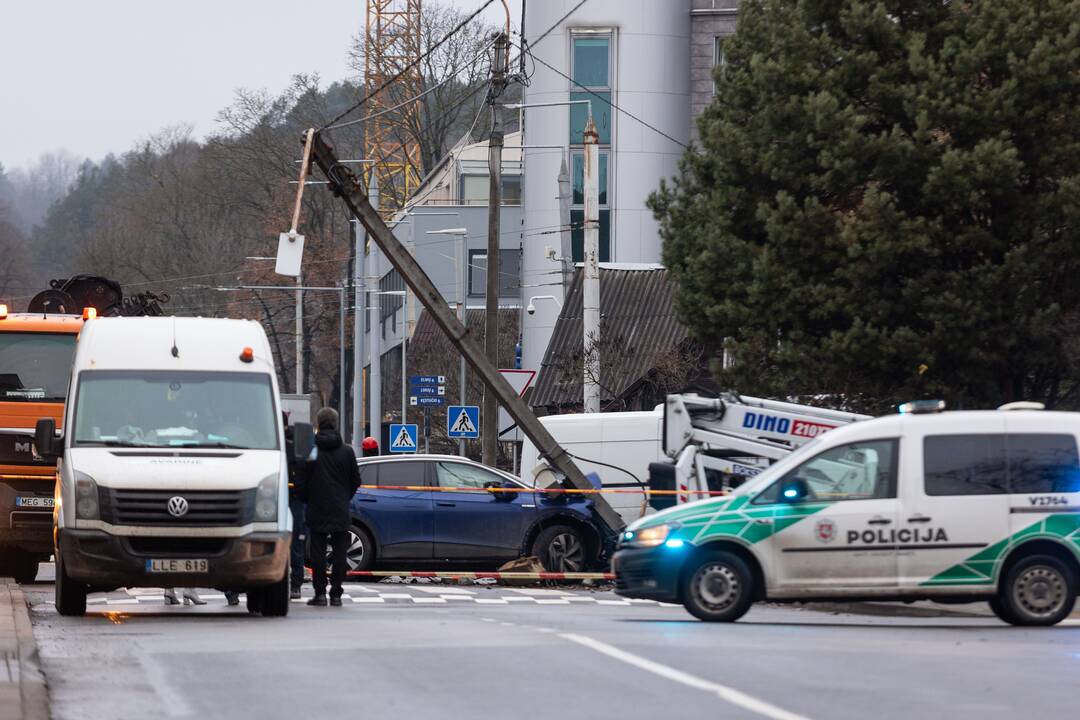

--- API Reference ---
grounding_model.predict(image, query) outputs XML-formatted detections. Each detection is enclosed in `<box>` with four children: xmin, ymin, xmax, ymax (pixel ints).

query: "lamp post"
<box><xmin>426</xmin><ymin>227</ymin><xmax>469</xmax><ymax>456</ymax></box>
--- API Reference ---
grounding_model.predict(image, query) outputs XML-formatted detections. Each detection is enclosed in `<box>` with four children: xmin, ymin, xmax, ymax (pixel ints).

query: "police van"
<box><xmin>614</xmin><ymin>402</ymin><xmax>1080</xmax><ymax>625</ymax></box>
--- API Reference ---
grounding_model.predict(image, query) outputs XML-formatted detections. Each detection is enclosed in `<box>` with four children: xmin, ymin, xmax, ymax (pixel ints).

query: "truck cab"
<box><xmin>37</xmin><ymin>317</ymin><xmax>294</xmax><ymax>616</ymax></box>
<box><xmin>615</xmin><ymin>405</ymin><xmax>1080</xmax><ymax>626</ymax></box>
<box><xmin>0</xmin><ymin>308</ymin><xmax>82</xmax><ymax>582</ymax></box>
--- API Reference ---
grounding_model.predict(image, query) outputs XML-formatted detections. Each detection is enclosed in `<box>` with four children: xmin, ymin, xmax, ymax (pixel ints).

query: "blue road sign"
<box><xmin>389</xmin><ymin>423</ymin><xmax>418</xmax><ymax>453</ymax></box>
<box><xmin>410</xmin><ymin>396</ymin><xmax>446</xmax><ymax>407</ymax></box>
<box><xmin>447</xmin><ymin>405</ymin><xmax>480</xmax><ymax>439</ymax></box>
<box><xmin>409</xmin><ymin>385</ymin><xmax>445</xmax><ymax>396</ymax></box>
<box><xmin>409</xmin><ymin>375</ymin><xmax>445</xmax><ymax>386</ymax></box>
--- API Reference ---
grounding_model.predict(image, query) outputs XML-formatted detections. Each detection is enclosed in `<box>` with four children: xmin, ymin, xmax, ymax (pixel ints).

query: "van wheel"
<box><xmin>532</xmin><ymin>525</ymin><xmax>587</xmax><ymax>573</ymax></box>
<box><xmin>258</xmin><ymin>569</ymin><xmax>290</xmax><ymax>617</ymax></box>
<box><xmin>988</xmin><ymin>596</ymin><xmax>1018</xmax><ymax>624</ymax></box>
<box><xmin>246</xmin><ymin>588</ymin><xmax>263</xmax><ymax>615</ymax></box>
<box><xmin>999</xmin><ymin>554</ymin><xmax>1077</xmax><ymax>626</ymax></box>
<box><xmin>55</xmin><ymin>551</ymin><xmax>87</xmax><ymax>617</ymax></box>
<box><xmin>9</xmin><ymin>553</ymin><xmax>40</xmax><ymax>584</ymax></box>
<box><xmin>681</xmin><ymin>550</ymin><xmax>755</xmax><ymax>622</ymax></box>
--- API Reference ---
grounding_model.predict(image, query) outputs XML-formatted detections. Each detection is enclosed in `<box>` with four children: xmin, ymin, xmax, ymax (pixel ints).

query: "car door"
<box><xmin>764</xmin><ymin>437</ymin><xmax>901</xmax><ymax>592</ymax></box>
<box><xmin>432</xmin><ymin>461</ymin><xmax>536</xmax><ymax>560</ymax></box>
<box><xmin>352</xmin><ymin>460</ymin><xmax>433</xmax><ymax>561</ymax></box>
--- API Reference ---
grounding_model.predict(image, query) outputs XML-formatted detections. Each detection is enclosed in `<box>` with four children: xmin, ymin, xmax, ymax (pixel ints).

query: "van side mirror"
<box><xmin>292</xmin><ymin>422</ymin><xmax>314</xmax><ymax>462</ymax></box>
<box><xmin>35</xmin><ymin>418</ymin><xmax>60</xmax><ymax>460</ymax></box>
<box><xmin>779</xmin><ymin>477</ymin><xmax>812</xmax><ymax>503</ymax></box>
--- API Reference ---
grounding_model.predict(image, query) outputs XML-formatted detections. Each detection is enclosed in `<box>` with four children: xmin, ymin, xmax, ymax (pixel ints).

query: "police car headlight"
<box><xmin>254</xmin><ymin>474</ymin><xmax>279</xmax><ymax>522</ymax></box>
<box><xmin>74</xmin><ymin>471</ymin><xmax>99</xmax><ymax>520</ymax></box>
<box><xmin>631</xmin><ymin>524</ymin><xmax>671</xmax><ymax>548</ymax></box>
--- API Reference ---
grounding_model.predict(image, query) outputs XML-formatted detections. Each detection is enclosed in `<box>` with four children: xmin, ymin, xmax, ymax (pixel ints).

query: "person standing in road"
<box><xmin>302</xmin><ymin>407</ymin><xmax>360</xmax><ymax>607</ymax></box>
<box><xmin>285</xmin><ymin>415</ymin><xmax>307</xmax><ymax>599</ymax></box>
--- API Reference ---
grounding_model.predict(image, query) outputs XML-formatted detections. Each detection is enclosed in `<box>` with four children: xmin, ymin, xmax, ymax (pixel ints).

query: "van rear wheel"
<box><xmin>54</xmin><ymin>551</ymin><xmax>87</xmax><ymax>617</ymax></box>
<box><xmin>681</xmin><ymin>550</ymin><xmax>755</xmax><ymax>622</ymax></box>
<box><xmin>258</xmin><ymin>568</ymin><xmax>291</xmax><ymax>617</ymax></box>
<box><xmin>999</xmin><ymin>554</ymin><xmax>1076</xmax><ymax>626</ymax></box>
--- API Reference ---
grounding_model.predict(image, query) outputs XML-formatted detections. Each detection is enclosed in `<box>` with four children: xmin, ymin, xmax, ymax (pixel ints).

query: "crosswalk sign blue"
<box><xmin>447</xmin><ymin>406</ymin><xmax>480</xmax><ymax>439</ymax></box>
<box><xmin>389</xmin><ymin>423</ymin><xmax>418</xmax><ymax>453</ymax></box>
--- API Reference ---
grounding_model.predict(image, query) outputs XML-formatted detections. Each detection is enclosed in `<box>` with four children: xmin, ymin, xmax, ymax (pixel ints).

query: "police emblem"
<box><xmin>814</xmin><ymin>518</ymin><xmax>836</xmax><ymax>543</ymax></box>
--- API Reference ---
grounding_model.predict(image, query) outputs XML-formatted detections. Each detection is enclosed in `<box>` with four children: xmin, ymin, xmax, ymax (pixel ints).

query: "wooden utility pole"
<box><xmin>483</xmin><ymin>33</ymin><xmax>509</xmax><ymax>466</ymax></box>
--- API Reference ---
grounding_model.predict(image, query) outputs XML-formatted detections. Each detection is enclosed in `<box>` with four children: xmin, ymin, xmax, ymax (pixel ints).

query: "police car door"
<box><xmin>764</xmin><ymin>438</ymin><xmax>900</xmax><ymax>593</ymax></box>
<box><xmin>898</xmin><ymin>414</ymin><xmax>1010</xmax><ymax>590</ymax></box>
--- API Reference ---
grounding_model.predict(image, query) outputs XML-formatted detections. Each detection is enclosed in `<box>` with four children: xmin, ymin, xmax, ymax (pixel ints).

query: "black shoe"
<box><xmin>307</xmin><ymin>595</ymin><xmax>327</xmax><ymax>607</ymax></box>
<box><xmin>225</xmin><ymin>591</ymin><xmax>240</xmax><ymax>606</ymax></box>
<box><xmin>330</xmin><ymin>596</ymin><xmax>343</xmax><ymax>607</ymax></box>
<box><xmin>290</xmin><ymin>588</ymin><xmax>302</xmax><ymax>600</ymax></box>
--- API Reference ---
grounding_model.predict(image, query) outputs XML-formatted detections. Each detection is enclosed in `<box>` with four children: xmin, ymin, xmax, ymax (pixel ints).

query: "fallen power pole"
<box><xmin>309</xmin><ymin>132</ymin><xmax>626</xmax><ymax>537</ymax></box>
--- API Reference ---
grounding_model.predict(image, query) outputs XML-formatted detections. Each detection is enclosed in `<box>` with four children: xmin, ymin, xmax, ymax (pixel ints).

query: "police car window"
<box><xmin>924</xmin><ymin>434</ymin><xmax>1006</xmax><ymax>495</ymax></box>
<box><xmin>376</xmin><ymin>462</ymin><xmax>427</xmax><ymax>488</ymax></box>
<box><xmin>1007</xmin><ymin>434</ymin><xmax>1080</xmax><ymax>494</ymax></box>
<box><xmin>754</xmin><ymin>439</ymin><xmax>898</xmax><ymax>504</ymax></box>
<box><xmin>436</xmin><ymin>462</ymin><xmax>504</xmax><ymax>490</ymax></box>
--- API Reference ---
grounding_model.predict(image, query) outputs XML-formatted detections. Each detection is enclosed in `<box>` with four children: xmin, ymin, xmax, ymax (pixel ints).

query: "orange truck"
<box><xmin>0</xmin><ymin>305</ymin><xmax>82</xmax><ymax>582</ymax></box>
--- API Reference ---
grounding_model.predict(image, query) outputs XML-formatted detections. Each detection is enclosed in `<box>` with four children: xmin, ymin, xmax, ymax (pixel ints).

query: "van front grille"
<box><xmin>99</xmin><ymin>488</ymin><xmax>254</xmax><ymax>526</ymax></box>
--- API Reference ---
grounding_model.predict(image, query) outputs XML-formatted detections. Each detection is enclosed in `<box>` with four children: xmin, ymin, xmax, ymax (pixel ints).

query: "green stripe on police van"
<box><xmin>922</xmin><ymin>514</ymin><xmax>1080</xmax><ymax>586</ymax></box>
<box><xmin>688</xmin><ymin>499</ymin><xmax>829</xmax><ymax>545</ymax></box>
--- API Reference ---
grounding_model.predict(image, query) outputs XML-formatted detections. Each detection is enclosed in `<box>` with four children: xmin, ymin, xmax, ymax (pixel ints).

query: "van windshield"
<box><xmin>0</xmin><ymin>333</ymin><xmax>76</xmax><ymax>403</ymax></box>
<box><xmin>73</xmin><ymin>371</ymin><xmax>278</xmax><ymax>450</ymax></box>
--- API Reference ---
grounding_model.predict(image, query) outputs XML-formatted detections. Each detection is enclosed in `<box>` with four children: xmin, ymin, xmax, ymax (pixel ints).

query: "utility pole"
<box><xmin>483</xmin><ymin>32</ymin><xmax>509</xmax><ymax>467</ymax></box>
<box><xmin>582</xmin><ymin>115</ymin><xmax>601</xmax><ymax>414</ymax></box>
<box><xmin>557</xmin><ymin>157</ymin><xmax>574</xmax><ymax>294</ymax></box>
<box><xmin>351</xmin><ymin>219</ymin><xmax>365</xmax><ymax>451</ymax></box>
<box><xmin>367</xmin><ymin>172</ymin><xmax>382</xmax><ymax>448</ymax></box>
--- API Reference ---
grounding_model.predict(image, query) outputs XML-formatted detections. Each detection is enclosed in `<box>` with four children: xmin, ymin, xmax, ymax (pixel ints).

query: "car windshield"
<box><xmin>0</xmin><ymin>332</ymin><xmax>76</xmax><ymax>403</ymax></box>
<box><xmin>73</xmin><ymin>370</ymin><xmax>278</xmax><ymax>449</ymax></box>
<box><xmin>728</xmin><ymin>436</ymin><xmax>827</xmax><ymax>498</ymax></box>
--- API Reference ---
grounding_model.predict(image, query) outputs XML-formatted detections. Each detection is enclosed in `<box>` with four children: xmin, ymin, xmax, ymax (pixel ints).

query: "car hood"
<box><xmin>67</xmin><ymin>447</ymin><xmax>282</xmax><ymax>490</ymax></box>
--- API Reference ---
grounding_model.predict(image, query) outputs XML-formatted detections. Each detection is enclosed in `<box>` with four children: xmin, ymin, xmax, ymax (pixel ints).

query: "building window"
<box><xmin>570</xmin><ymin>149</ymin><xmax>610</xmax><ymax>262</ymax></box>
<box><xmin>713</xmin><ymin>37</ymin><xmax>728</xmax><ymax>95</ymax></box>
<box><xmin>378</xmin><ymin>270</ymin><xmax>404</xmax><ymax>338</ymax></box>
<box><xmin>460</xmin><ymin>174</ymin><xmax>523</xmax><ymax>206</ymax></box>
<box><xmin>468</xmin><ymin>249</ymin><xmax>521</xmax><ymax>298</ymax></box>
<box><xmin>569</xmin><ymin>31</ymin><xmax>614</xmax><ymax>262</ymax></box>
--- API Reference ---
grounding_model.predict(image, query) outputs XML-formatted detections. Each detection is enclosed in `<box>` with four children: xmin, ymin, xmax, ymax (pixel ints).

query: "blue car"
<box><xmin>334</xmin><ymin>455</ymin><xmax>601</xmax><ymax>572</ymax></box>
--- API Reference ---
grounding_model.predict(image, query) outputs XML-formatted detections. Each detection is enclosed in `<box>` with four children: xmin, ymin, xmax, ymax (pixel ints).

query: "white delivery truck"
<box><xmin>35</xmin><ymin>317</ymin><xmax>296</xmax><ymax>617</ymax></box>
<box><xmin>519</xmin><ymin>408</ymin><xmax>665</xmax><ymax>525</ymax></box>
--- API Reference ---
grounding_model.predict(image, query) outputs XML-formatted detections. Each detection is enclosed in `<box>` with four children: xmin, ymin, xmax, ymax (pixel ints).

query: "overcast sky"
<box><xmin>0</xmin><ymin>0</ymin><xmax>520</xmax><ymax>172</ymax></box>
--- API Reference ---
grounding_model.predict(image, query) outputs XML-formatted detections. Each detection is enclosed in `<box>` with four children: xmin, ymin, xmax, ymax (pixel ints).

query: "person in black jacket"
<box><xmin>284</xmin><ymin>415</ymin><xmax>306</xmax><ymax>599</ymax></box>
<box><xmin>302</xmin><ymin>407</ymin><xmax>361</xmax><ymax>606</ymax></box>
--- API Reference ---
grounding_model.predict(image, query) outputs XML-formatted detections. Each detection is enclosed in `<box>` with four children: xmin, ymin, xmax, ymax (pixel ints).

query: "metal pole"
<box><xmin>339</xmin><ymin>283</ymin><xmax>346</xmax><ymax>427</ymax></box>
<box><xmin>582</xmin><ymin>116</ymin><xmax>601</xmax><ymax>414</ymax></box>
<box><xmin>295</xmin><ymin>274</ymin><xmax>304</xmax><ymax>394</ymax></box>
<box><xmin>459</xmin><ymin>231</ymin><xmax>467</xmax><ymax>457</ymax></box>
<box><xmin>367</xmin><ymin>174</ymin><xmax>382</xmax><ymax>447</ymax></box>
<box><xmin>351</xmin><ymin>220</ymin><xmax>365</xmax><ymax>451</ymax></box>
<box><xmin>401</xmin><ymin>322</ymin><xmax>407</xmax><ymax>424</ymax></box>
<box><xmin>557</xmin><ymin>157</ymin><xmax>574</xmax><ymax>294</ymax></box>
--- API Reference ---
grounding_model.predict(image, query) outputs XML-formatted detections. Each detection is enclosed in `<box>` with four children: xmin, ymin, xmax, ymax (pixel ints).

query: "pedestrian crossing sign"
<box><xmin>389</xmin><ymin>423</ymin><xmax>418</xmax><ymax>453</ymax></box>
<box><xmin>447</xmin><ymin>405</ymin><xmax>480</xmax><ymax>439</ymax></box>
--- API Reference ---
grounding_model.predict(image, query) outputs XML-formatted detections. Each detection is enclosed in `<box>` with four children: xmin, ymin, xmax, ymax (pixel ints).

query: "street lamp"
<box><xmin>427</xmin><ymin>227</ymin><xmax>469</xmax><ymax>456</ymax></box>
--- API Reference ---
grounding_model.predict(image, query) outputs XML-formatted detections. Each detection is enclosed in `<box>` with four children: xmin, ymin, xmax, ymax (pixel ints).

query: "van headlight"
<box><xmin>254</xmin><ymin>474</ymin><xmax>280</xmax><ymax>522</ymax></box>
<box><xmin>628</xmin><ymin>524</ymin><xmax>671</xmax><ymax>548</ymax></box>
<box><xmin>74</xmin><ymin>471</ymin><xmax>99</xmax><ymax>520</ymax></box>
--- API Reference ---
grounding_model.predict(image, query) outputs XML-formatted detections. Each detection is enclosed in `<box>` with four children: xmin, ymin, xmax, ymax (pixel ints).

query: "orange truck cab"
<box><xmin>0</xmin><ymin>307</ymin><xmax>81</xmax><ymax>582</ymax></box>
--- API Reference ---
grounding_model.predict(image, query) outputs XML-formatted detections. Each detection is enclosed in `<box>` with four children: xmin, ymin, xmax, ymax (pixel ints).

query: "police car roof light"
<box><xmin>897</xmin><ymin>399</ymin><xmax>945</xmax><ymax>415</ymax></box>
<box><xmin>997</xmin><ymin>401</ymin><xmax>1045</xmax><ymax>411</ymax></box>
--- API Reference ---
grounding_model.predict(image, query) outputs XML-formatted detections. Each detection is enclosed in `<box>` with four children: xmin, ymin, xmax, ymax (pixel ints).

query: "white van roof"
<box><xmin>812</xmin><ymin>408</ymin><xmax>1080</xmax><ymax>446</ymax></box>
<box><xmin>75</xmin><ymin>317</ymin><xmax>275</xmax><ymax>374</ymax></box>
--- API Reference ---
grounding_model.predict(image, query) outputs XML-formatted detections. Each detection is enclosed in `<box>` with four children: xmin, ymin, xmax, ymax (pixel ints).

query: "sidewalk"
<box><xmin>0</xmin><ymin>580</ymin><xmax>48</xmax><ymax>720</ymax></box>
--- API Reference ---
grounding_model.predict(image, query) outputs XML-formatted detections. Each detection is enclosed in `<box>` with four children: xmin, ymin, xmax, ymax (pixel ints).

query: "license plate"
<box><xmin>146</xmin><ymin>558</ymin><xmax>208</xmax><ymax>573</ymax></box>
<box><xmin>15</xmin><ymin>496</ymin><xmax>54</xmax><ymax>508</ymax></box>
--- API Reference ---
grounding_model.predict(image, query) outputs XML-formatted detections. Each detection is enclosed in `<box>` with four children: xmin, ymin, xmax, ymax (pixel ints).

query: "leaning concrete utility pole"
<box><xmin>308</xmin><ymin>132</ymin><xmax>624</xmax><ymax>536</ymax></box>
<box><xmin>582</xmin><ymin>115</ymin><xmax>601</xmax><ymax>414</ymax></box>
<box><xmin>350</xmin><ymin>218</ymin><xmax>365</xmax><ymax>451</ymax></box>
<box><xmin>483</xmin><ymin>32</ymin><xmax>509</xmax><ymax>466</ymax></box>
<box><xmin>367</xmin><ymin>172</ymin><xmax>382</xmax><ymax>447</ymax></box>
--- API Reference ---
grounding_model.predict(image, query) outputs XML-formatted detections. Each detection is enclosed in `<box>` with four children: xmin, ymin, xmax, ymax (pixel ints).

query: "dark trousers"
<box><xmin>289</xmin><ymin>498</ymin><xmax>306</xmax><ymax>589</ymax></box>
<box><xmin>309</xmin><ymin>530</ymin><xmax>349</xmax><ymax>598</ymax></box>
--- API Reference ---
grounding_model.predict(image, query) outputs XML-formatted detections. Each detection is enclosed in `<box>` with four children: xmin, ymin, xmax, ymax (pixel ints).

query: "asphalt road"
<box><xmin>23</xmin><ymin>569</ymin><xmax>1080</xmax><ymax>720</ymax></box>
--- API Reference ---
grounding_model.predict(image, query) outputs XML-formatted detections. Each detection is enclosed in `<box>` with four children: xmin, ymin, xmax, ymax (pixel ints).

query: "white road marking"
<box><xmin>411</xmin><ymin>597</ymin><xmax>447</xmax><ymax>604</ymax></box>
<box><xmin>506</xmin><ymin>588</ymin><xmax>571</xmax><ymax>596</ymax></box>
<box><xmin>1060</xmin><ymin>619</ymin><xmax>1080</xmax><ymax>626</ymax></box>
<box><xmin>596</xmin><ymin>600</ymin><xmax>631</xmax><ymax>606</ymax></box>
<box><xmin>535</xmin><ymin>599</ymin><xmax>570</xmax><ymax>605</ymax></box>
<box><xmin>475</xmin><ymin>598</ymin><xmax>508</xmax><ymax>604</ymax></box>
<box><xmin>413</xmin><ymin>586</ymin><xmax>475</xmax><ymax>595</ymax></box>
<box><xmin>503</xmin><ymin>596</ymin><xmax>538</xmax><ymax>602</ymax></box>
<box><xmin>351</xmin><ymin>597</ymin><xmax>385</xmax><ymax>603</ymax></box>
<box><xmin>560</xmin><ymin>633</ymin><xmax>812</xmax><ymax>720</ymax></box>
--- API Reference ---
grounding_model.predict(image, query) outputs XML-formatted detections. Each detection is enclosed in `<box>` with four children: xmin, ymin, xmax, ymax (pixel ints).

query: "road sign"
<box><xmin>409</xmin><ymin>385</ymin><xmax>445</xmax><ymax>396</ymax></box>
<box><xmin>497</xmin><ymin>369</ymin><xmax>537</xmax><ymax>441</ymax></box>
<box><xmin>410</xmin><ymin>396</ymin><xmax>446</xmax><ymax>407</ymax></box>
<box><xmin>447</xmin><ymin>405</ymin><xmax>480</xmax><ymax>439</ymax></box>
<box><xmin>409</xmin><ymin>375</ymin><xmax>446</xmax><ymax>386</ymax></box>
<box><xmin>389</xmin><ymin>423</ymin><xmax>418</xmax><ymax>453</ymax></box>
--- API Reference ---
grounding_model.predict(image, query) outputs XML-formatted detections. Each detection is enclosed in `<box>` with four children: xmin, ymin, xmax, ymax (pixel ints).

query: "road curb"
<box><xmin>1</xmin><ymin>580</ymin><xmax>50</xmax><ymax>720</ymax></box>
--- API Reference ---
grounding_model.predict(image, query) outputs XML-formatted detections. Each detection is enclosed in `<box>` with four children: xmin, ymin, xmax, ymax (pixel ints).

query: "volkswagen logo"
<box><xmin>167</xmin><ymin>496</ymin><xmax>189</xmax><ymax>518</ymax></box>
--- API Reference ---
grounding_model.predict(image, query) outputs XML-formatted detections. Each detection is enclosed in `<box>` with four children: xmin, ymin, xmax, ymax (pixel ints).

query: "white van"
<box><xmin>519</xmin><ymin>408</ymin><xmax>664</xmax><ymax>525</ymax></box>
<box><xmin>36</xmin><ymin>317</ymin><xmax>294</xmax><ymax>617</ymax></box>
<box><xmin>615</xmin><ymin>405</ymin><xmax>1080</xmax><ymax>626</ymax></box>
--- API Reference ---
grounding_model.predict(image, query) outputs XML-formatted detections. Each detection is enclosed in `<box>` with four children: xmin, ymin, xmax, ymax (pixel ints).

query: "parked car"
<box><xmin>319</xmin><ymin>455</ymin><xmax>603</xmax><ymax>573</ymax></box>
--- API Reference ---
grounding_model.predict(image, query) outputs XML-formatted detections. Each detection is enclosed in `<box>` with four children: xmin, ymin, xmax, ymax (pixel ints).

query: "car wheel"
<box><xmin>988</xmin><ymin>595</ymin><xmax>1018</xmax><ymax>624</ymax></box>
<box><xmin>999</xmin><ymin>554</ymin><xmax>1077</xmax><ymax>626</ymax></box>
<box><xmin>532</xmin><ymin>525</ymin><xmax>587</xmax><ymax>573</ymax></box>
<box><xmin>55</xmin><ymin>550</ymin><xmax>87</xmax><ymax>617</ymax></box>
<box><xmin>680</xmin><ymin>550</ymin><xmax>755</xmax><ymax>622</ymax></box>
<box><xmin>341</xmin><ymin>527</ymin><xmax>374</xmax><ymax>573</ymax></box>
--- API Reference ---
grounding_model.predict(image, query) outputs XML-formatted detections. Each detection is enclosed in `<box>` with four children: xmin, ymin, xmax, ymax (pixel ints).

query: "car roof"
<box><xmin>816</xmin><ymin>408</ymin><xmax>1080</xmax><ymax>446</ymax></box>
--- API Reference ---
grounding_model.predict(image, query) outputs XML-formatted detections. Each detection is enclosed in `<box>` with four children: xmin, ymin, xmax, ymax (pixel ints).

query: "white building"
<box><xmin>519</xmin><ymin>0</ymin><xmax>694</xmax><ymax>378</ymax></box>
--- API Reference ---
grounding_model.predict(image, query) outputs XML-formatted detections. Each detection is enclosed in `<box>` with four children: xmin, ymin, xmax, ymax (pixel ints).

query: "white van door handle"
<box><xmin>907</xmin><ymin>515</ymin><xmax>932</xmax><ymax>523</ymax></box>
<box><xmin>867</xmin><ymin>516</ymin><xmax>892</xmax><ymax>525</ymax></box>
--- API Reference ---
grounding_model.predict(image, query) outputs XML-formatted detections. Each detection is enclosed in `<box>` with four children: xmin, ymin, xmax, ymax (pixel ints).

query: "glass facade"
<box><xmin>569</xmin><ymin>32</ymin><xmax>613</xmax><ymax>262</ymax></box>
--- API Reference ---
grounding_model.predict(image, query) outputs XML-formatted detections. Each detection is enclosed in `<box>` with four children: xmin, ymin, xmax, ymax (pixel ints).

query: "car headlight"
<box><xmin>627</xmin><ymin>524</ymin><xmax>671</xmax><ymax>548</ymax></box>
<box><xmin>74</xmin><ymin>471</ymin><xmax>99</xmax><ymax>520</ymax></box>
<box><xmin>254</xmin><ymin>474</ymin><xmax>280</xmax><ymax>522</ymax></box>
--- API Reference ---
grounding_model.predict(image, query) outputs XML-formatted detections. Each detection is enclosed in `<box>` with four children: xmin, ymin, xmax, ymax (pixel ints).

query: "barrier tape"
<box><xmin>358</xmin><ymin>484</ymin><xmax>730</xmax><ymax>497</ymax></box>
<box><xmin>344</xmin><ymin>569</ymin><xmax>614</xmax><ymax>581</ymax></box>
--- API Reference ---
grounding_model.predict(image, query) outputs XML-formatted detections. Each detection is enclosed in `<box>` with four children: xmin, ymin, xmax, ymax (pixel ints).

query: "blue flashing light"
<box><xmin>783</xmin><ymin>488</ymin><xmax>798</xmax><ymax>499</ymax></box>
<box><xmin>623</xmin><ymin>531</ymin><xmax>634</xmax><ymax>541</ymax></box>
<box><xmin>664</xmin><ymin>539</ymin><xmax>685</xmax><ymax>549</ymax></box>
